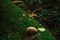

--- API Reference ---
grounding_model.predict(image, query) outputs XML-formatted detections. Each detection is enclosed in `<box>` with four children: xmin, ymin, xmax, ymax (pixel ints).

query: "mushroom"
<box><xmin>24</xmin><ymin>26</ymin><xmax>39</xmax><ymax>40</ymax></box>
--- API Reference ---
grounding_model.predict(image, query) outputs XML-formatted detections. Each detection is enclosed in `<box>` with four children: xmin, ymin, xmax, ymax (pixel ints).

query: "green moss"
<box><xmin>0</xmin><ymin>0</ymin><xmax>56</xmax><ymax>40</ymax></box>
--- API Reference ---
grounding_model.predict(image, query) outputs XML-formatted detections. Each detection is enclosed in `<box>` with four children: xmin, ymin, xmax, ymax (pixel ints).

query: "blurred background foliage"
<box><xmin>12</xmin><ymin>0</ymin><xmax>60</xmax><ymax>40</ymax></box>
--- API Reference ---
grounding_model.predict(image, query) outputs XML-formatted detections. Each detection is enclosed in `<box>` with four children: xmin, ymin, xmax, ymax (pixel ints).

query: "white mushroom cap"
<box><xmin>26</xmin><ymin>26</ymin><xmax>37</xmax><ymax>32</ymax></box>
